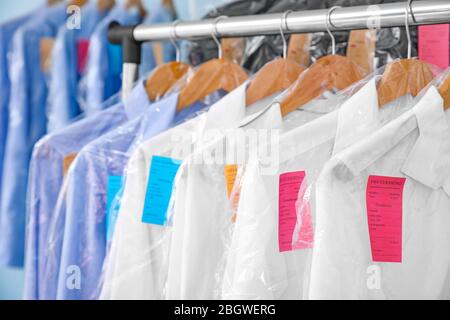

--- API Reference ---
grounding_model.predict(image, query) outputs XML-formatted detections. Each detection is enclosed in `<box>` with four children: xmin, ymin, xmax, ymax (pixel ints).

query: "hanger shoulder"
<box><xmin>377</xmin><ymin>59</ymin><xmax>434</xmax><ymax>107</ymax></box>
<box><xmin>177</xmin><ymin>59</ymin><xmax>248</xmax><ymax>111</ymax></box>
<box><xmin>280</xmin><ymin>55</ymin><xmax>366</xmax><ymax>116</ymax></box>
<box><xmin>439</xmin><ymin>76</ymin><xmax>450</xmax><ymax>110</ymax></box>
<box><xmin>146</xmin><ymin>61</ymin><xmax>190</xmax><ymax>101</ymax></box>
<box><xmin>246</xmin><ymin>58</ymin><xmax>305</xmax><ymax>107</ymax></box>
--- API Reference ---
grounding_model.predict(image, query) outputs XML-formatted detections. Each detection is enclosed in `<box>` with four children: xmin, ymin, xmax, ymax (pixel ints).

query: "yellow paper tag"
<box><xmin>63</xmin><ymin>153</ymin><xmax>78</xmax><ymax>177</ymax></box>
<box><xmin>40</xmin><ymin>38</ymin><xmax>55</xmax><ymax>73</ymax></box>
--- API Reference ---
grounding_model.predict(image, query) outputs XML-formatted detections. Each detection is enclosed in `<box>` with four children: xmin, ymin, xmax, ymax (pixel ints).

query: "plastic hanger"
<box><xmin>246</xmin><ymin>10</ymin><xmax>306</xmax><ymax>107</ymax></box>
<box><xmin>145</xmin><ymin>20</ymin><xmax>191</xmax><ymax>101</ymax></box>
<box><xmin>176</xmin><ymin>16</ymin><xmax>248</xmax><ymax>111</ymax></box>
<box><xmin>278</xmin><ymin>6</ymin><xmax>367</xmax><ymax>116</ymax></box>
<box><xmin>377</xmin><ymin>0</ymin><xmax>434</xmax><ymax>107</ymax></box>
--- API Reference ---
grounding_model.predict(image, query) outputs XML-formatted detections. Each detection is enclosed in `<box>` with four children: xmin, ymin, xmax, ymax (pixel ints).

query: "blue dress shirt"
<box><xmin>26</xmin><ymin>80</ymin><xmax>150</xmax><ymax>300</ymax></box>
<box><xmin>81</xmin><ymin>4</ymin><xmax>143</xmax><ymax>116</ymax></box>
<box><xmin>0</xmin><ymin>10</ymin><xmax>35</xmax><ymax>216</ymax></box>
<box><xmin>47</xmin><ymin>2</ymin><xmax>110</xmax><ymax>132</ymax></box>
<box><xmin>53</xmin><ymin>91</ymin><xmax>225</xmax><ymax>300</ymax></box>
<box><xmin>0</xmin><ymin>3</ymin><xmax>67</xmax><ymax>267</ymax></box>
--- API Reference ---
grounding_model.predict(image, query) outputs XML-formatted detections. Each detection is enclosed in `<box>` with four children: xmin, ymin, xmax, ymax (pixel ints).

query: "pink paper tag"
<box><xmin>77</xmin><ymin>39</ymin><xmax>90</xmax><ymax>74</ymax></box>
<box><xmin>419</xmin><ymin>24</ymin><xmax>450</xmax><ymax>70</ymax></box>
<box><xmin>366</xmin><ymin>175</ymin><xmax>406</xmax><ymax>263</ymax></box>
<box><xmin>279</xmin><ymin>171</ymin><xmax>313</xmax><ymax>253</ymax></box>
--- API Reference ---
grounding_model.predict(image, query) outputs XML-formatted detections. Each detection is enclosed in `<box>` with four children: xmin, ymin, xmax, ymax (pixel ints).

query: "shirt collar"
<box><xmin>123</xmin><ymin>80</ymin><xmax>151</xmax><ymax>120</ymax></box>
<box><xmin>338</xmin><ymin>85</ymin><xmax>450</xmax><ymax>196</ymax></box>
<box><xmin>401</xmin><ymin>86</ymin><xmax>450</xmax><ymax>195</ymax></box>
<box><xmin>333</xmin><ymin>78</ymin><xmax>380</xmax><ymax>154</ymax></box>
<box><xmin>203</xmin><ymin>82</ymin><xmax>248</xmax><ymax>132</ymax></box>
<box><xmin>277</xmin><ymin>78</ymin><xmax>380</xmax><ymax>163</ymax></box>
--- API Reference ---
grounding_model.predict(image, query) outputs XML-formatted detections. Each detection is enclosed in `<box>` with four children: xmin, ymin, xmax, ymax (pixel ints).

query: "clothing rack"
<box><xmin>108</xmin><ymin>0</ymin><xmax>450</xmax><ymax>98</ymax></box>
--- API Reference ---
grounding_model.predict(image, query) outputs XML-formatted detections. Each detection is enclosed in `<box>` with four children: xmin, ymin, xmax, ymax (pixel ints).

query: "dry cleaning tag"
<box><xmin>366</xmin><ymin>175</ymin><xmax>406</xmax><ymax>263</ymax></box>
<box><xmin>142</xmin><ymin>156</ymin><xmax>182</xmax><ymax>226</ymax></box>
<box><xmin>279</xmin><ymin>171</ymin><xmax>314</xmax><ymax>253</ymax></box>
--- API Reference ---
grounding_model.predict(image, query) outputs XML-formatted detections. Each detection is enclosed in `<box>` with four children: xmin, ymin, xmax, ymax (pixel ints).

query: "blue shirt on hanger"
<box><xmin>0</xmin><ymin>10</ymin><xmax>35</xmax><ymax>216</ymax></box>
<box><xmin>0</xmin><ymin>2</ymin><xmax>67</xmax><ymax>267</ymax></box>
<box><xmin>24</xmin><ymin>86</ymin><xmax>141</xmax><ymax>300</ymax></box>
<box><xmin>46</xmin><ymin>2</ymin><xmax>110</xmax><ymax>132</ymax></box>
<box><xmin>81</xmin><ymin>4</ymin><xmax>143</xmax><ymax>116</ymax></box>
<box><xmin>53</xmin><ymin>88</ymin><xmax>225</xmax><ymax>300</ymax></box>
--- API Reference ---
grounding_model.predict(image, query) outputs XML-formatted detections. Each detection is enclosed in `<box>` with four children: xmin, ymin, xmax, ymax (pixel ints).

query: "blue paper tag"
<box><xmin>142</xmin><ymin>156</ymin><xmax>182</xmax><ymax>226</ymax></box>
<box><xmin>106</xmin><ymin>176</ymin><xmax>123</xmax><ymax>241</ymax></box>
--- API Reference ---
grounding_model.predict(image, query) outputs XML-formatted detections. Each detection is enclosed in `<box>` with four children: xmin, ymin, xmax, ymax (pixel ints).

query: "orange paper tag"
<box><xmin>224</xmin><ymin>164</ymin><xmax>242</xmax><ymax>223</ymax></box>
<box><xmin>40</xmin><ymin>38</ymin><xmax>55</xmax><ymax>73</ymax></box>
<box><xmin>224</xmin><ymin>164</ymin><xmax>238</xmax><ymax>198</ymax></box>
<box><xmin>63</xmin><ymin>153</ymin><xmax>78</xmax><ymax>177</ymax></box>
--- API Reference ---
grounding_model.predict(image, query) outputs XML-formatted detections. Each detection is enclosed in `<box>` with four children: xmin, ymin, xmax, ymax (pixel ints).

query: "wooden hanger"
<box><xmin>377</xmin><ymin>59</ymin><xmax>434</xmax><ymax>107</ymax></box>
<box><xmin>246</xmin><ymin>58</ymin><xmax>305</xmax><ymax>107</ymax></box>
<box><xmin>97</xmin><ymin>0</ymin><xmax>116</xmax><ymax>11</ymax></box>
<box><xmin>125</xmin><ymin>0</ymin><xmax>147</xmax><ymax>17</ymax></box>
<box><xmin>69</xmin><ymin>0</ymin><xmax>88</xmax><ymax>7</ymax></box>
<box><xmin>346</xmin><ymin>29</ymin><xmax>376</xmax><ymax>74</ymax></box>
<box><xmin>246</xmin><ymin>11</ymin><xmax>306</xmax><ymax>107</ymax></box>
<box><xmin>176</xmin><ymin>17</ymin><xmax>248</xmax><ymax>111</ymax></box>
<box><xmin>439</xmin><ymin>76</ymin><xmax>450</xmax><ymax>110</ymax></box>
<box><xmin>47</xmin><ymin>0</ymin><xmax>62</xmax><ymax>6</ymax></box>
<box><xmin>278</xmin><ymin>7</ymin><xmax>367</xmax><ymax>117</ymax></box>
<box><xmin>279</xmin><ymin>55</ymin><xmax>366</xmax><ymax>116</ymax></box>
<box><xmin>145</xmin><ymin>21</ymin><xmax>191</xmax><ymax>101</ymax></box>
<box><xmin>377</xmin><ymin>0</ymin><xmax>434</xmax><ymax>107</ymax></box>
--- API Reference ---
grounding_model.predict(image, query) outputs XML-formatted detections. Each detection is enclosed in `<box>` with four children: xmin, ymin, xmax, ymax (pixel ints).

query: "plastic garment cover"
<box><xmin>166</xmin><ymin>64</ymin><xmax>401</xmax><ymax>299</ymax></box>
<box><xmin>99</xmin><ymin>80</ymin><xmax>274</xmax><ymax>300</ymax></box>
<box><xmin>0</xmin><ymin>3</ymin><xmax>67</xmax><ymax>267</ymax></box>
<box><xmin>220</xmin><ymin>63</ymin><xmax>429</xmax><ymax>300</ymax></box>
<box><xmin>0</xmin><ymin>10</ymin><xmax>34</xmax><ymax>217</ymax></box>
<box><xmin>46</xmin><ymin>3</ymin><xmax>109</xmax><ymax>133</ymax></box>
<box><xmin>166</xmin><ymin>100</ymin><xmax>336</xmax><ymax>299</ymax></box>
<box><xmin>24</xmin><ymin>87</ymin><xmax>135</xmax><ymax>300</ymax></box>
<box><xmin>47</xmin><ymin>83</ymin><xmax>226</xmax><ymax>300</ymax></box>
<box><xmin>79</xmin><ymin>4</ymin><xmax>143</xmax><ymax>115</ymax></box>
<box><xmin>309</xmin><ymin>68</ymin><xmax>450</xmax><ymax>299</ymax></box>
<box><xmin>187</xmin><ymin>0</ymin><xmax>417</xmax><ymax>72</ymax></box>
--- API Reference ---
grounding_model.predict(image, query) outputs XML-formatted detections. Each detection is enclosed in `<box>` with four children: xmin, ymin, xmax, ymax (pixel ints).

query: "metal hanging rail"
<box><xmin>108</xmin><ymin>0</ymin><xmax>450</xmax><ymax>97</ymax></box>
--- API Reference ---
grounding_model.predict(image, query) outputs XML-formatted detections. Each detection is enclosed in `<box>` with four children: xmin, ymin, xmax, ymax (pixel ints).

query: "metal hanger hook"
<box><xmin>325</xmin><ymin>6</ymin><xmax>341</xmax><ymax>55</ymax></box>
<box><xmin>280</xmin><ymin>10</ymin><xmax>292</xmax><ymax>59</ymax></box>
<box><xmin>405</xmin><ymin>0</ymin><xmax>413</xmax><ymax>59</ymax></box>
<box><xmin>211</xmin><ymin>16</ymin><xmax>227</xmax><ymax>59</ymax></box>
<box><xmin>170</xmin><ymin>20</ymin><xmax>181</xmax><ymax>62</ymax></box>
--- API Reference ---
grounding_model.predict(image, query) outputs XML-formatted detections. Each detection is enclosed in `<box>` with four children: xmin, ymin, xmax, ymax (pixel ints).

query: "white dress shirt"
<box><xmin>100</xmin><ymin>83</ymin><xmax>278</xmax><ymax>299</ymax></box>
<box><xmin>309</xmin><ymin>85</ymin><xmax>450</xmax><ymax>299</ymax></box>
<box><xmin>165</xmin><ymin>86</ymin><xmax>352</xmax><ymax>300</ymax></box>
<box><xmin>221</xmin><ymin>78</ymin><xmax>416</xmax><ymax>300</ymax></box>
